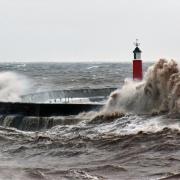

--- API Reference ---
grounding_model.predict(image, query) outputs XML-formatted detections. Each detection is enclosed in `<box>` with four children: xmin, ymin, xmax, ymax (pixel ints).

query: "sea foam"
<box><xmin>103</xmin><ymin>59</ymin><xmax>180</xmax><ymax>115</ymax></box>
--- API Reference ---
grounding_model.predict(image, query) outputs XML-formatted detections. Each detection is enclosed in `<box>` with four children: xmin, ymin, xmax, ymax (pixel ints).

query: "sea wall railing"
<box><xmin>21</xmin><ymin>88</ymin><xmax>117</xmax><ymax>103</ymax></box>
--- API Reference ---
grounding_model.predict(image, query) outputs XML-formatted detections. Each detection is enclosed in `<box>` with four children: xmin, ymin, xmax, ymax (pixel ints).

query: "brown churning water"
<box><xmin>0</xmin><ymin>61</ymin><xmax>180</xmax><ymax>179</ymax></box>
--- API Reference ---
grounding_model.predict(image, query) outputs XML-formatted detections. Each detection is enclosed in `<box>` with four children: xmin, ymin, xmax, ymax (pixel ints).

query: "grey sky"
<box><xmin>0</xmin><ymin>0</ymin><xmax>180</xmax><ymax>62</ymax></box>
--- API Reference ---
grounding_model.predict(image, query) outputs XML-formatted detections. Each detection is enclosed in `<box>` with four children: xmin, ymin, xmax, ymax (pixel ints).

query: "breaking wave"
<box><xmin>102</xmin><ymin>59</ymin><xmax>180</xmax><ymax>116</ymax></box>
<box><xmin>0</xmin><ymin>71</ymin><xmax>29</xmax><ymax>102</ymax></box>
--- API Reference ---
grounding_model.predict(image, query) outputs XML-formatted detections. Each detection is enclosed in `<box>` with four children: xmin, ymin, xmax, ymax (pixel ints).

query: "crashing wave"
<box><xmin>101</xmin><ymin>59</ymin><xmax>180</xmax><ymax>116</ymax></box>
<box><xmin>0</xmin><ymin>71</ymin><xmax>29</xmax><ymax>102</ymax></box>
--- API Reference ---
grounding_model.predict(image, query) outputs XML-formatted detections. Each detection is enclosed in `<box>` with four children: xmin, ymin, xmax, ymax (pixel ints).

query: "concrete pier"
<box><xmin>0</xmin><ymin>102</ymin><xmax>103</xmax><ymax>116</ymax></box>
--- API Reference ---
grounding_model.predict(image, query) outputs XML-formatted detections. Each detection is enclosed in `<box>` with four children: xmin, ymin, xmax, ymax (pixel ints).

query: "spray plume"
<box><xmin>0</xmin><ymin>71</ymin><xmax>29</xmax><ymax>102</ymax></box>
<box><xmin>102</xmin><ymin>59</ymin><xmax>180</xmax><ymax>116</ymax></box>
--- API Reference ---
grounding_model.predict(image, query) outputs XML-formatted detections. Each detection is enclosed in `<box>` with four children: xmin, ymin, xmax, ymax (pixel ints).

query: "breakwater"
<box><xmin>0</xmin><ymin>102</ymin><xmax>102</xmax><ymax>116</ymax></box>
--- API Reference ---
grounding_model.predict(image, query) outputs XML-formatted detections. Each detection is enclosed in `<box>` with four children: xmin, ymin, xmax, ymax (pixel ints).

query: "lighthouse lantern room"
<box><xmin>133</xmin><ymin>39</ymin><xmax>143</xmax><ymax>80</ymax></box>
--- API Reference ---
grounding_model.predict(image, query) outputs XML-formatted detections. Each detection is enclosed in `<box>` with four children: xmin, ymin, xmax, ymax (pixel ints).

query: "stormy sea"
<box><xmin>1</xmin><ymin>60</ymin><xmax>180</xmax><ymax>180</ymax></box>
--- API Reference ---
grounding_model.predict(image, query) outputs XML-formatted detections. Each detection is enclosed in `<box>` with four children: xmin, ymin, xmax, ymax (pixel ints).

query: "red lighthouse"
<box><xmin>133</xmin><ymin>39</ymin><xmax>143</xmax><ymax>80</ymax></box>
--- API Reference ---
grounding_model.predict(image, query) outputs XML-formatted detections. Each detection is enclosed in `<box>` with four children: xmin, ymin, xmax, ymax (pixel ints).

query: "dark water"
<box><xmin>0</xmin><ymin>62</ymin><xmax>180</xmax><ymax>180</ymax></box>
<box><xmin>0</xmin><ymin>62</ymin><xmax>150</xmax><ymax>92</ymax></box>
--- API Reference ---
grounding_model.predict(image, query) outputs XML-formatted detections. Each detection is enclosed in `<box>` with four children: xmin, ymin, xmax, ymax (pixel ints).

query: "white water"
<box><xmin>0</xmin><ymin>71</ymin><xmax>29</xmax><ymax>102</ymax></box>
<box><xmin>103</xmin><ymin>59</ymin><xmax>180</xmax><ymax>115</ymax></box>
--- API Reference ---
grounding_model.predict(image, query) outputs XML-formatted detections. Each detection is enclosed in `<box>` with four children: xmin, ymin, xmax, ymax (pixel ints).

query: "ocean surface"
<box><xmin>0</xmin><ymin>62</ymin><xmax>180</xmax><ymax>180</ymax></box>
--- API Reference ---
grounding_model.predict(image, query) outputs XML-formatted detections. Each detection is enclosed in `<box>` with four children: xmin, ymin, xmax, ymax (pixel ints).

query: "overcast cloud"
<box><xmin>0</xmin><ymin>0</ymin><xmax>179</xmax><ymax>62</ymax></box>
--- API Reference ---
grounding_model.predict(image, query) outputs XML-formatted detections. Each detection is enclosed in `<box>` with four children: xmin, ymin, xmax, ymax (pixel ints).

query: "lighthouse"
<box><xmin>133</xmin><ymin>39</ymin><xmax>143</xmax><ymax>80</ymax></box>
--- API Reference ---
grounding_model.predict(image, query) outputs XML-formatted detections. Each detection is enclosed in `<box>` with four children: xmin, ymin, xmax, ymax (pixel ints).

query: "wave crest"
<box><xmin>103</xmin><ymin>59</ymin><xmax>180</xmax><ymax>115</ymax></box>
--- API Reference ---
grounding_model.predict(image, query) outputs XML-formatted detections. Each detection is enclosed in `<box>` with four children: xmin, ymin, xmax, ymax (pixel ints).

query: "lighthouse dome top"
<box><xmin>133</xmin><ymin>46</ymin><xmax>142</xmax><ymax>53</ymax></box>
